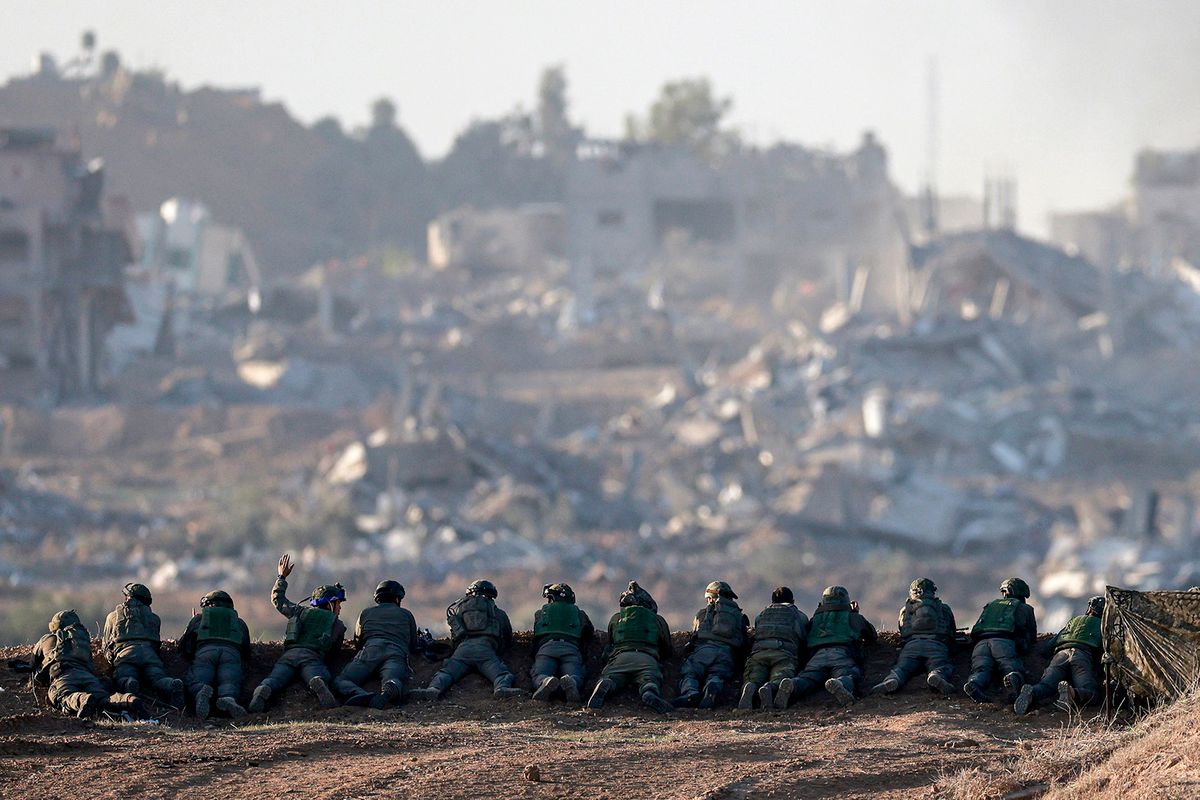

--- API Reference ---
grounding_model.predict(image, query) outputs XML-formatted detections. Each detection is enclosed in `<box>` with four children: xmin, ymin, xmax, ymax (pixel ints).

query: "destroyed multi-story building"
<box><xmin>0</xmin><ymin>127</ymin><xmax>132</xmax><ymax>396</ymax></box>
<box><xmin>134</xmin><ymin>196</ymin><xmax>261</xmax><ymax>297</ymax></box>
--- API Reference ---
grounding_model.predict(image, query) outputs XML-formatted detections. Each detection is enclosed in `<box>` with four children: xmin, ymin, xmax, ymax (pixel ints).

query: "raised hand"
<box><xmin>278</xmin><ymin>553</ymin><xmax>294</xmax><ymax>578</ymax></box>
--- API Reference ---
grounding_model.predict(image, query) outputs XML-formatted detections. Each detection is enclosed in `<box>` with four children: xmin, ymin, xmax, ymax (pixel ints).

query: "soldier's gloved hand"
<box><xmin>1100</xmin><ymin>653</ymin><xmax>1114</xmax><ymax>665</ymax></box>
<box><xmin>849</xmin><ymin>601</ymin><xmax>859</xmax><ymax>613</ymax></box>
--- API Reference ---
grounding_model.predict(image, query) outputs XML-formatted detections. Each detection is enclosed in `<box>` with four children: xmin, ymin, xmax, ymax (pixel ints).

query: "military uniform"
<box><xmin>334</xmin><ymin>587</ymin><xmax>418</xmax><ymax>707</ymax></box>
<box><xmin>416</xmin><ymin>583</ymin><xmax>519</xmax><ymax>697</ymax></box>
<box><xmin>876</xmin><ymin>579</ymin><xmax>957</xmax><ymax>695</ymax></box>
<box><xmin>964</xmin><ymin>578</ymin><xmax>1037</xmax><ymax>702</ymax></box>
<box><xmin>248</xmin><ymin>577</ymin><xmax>346</xmax><ymax>711</ymax></box>
<box><xmin>677</xmin><ymin>582</ymin><xmax>749</xmax><ymax>708</ymax></box>
<box><xmin>1015</xmin><ymin>599</ymin><xmax>1103</xmax><ymax>714</ymax></box>
<box><xmin>739</xmin><ymin>600</ymin><xmax>809</xmax><ymax>710</ymax></box>
<box><xmin>179</xmin><ymin>591</ymin><xmax>252</xmax><ymax>718</ymax></box>
<box><xmin>587</xmin><ymin>582</ymin><xmax>674</xmax><ymax>713</ymax></box>
<box><xmin>787</xmin><ymin>587</ymin><xmax>877</xmax><ymax>707</ymax></box>
<box><xmin>102</xmin><ymin>586</ymin><xmax>184</xmax><ymax>706</ymax></box>
<box><xmin>30</xmin><ymin>610</ymin><xmax>139</xmax><ymax>718</ymax></box>
<box><xmin>531</xmin><ymin>584</ymin><xmax>594</xmax><ymax>703</ymax></box>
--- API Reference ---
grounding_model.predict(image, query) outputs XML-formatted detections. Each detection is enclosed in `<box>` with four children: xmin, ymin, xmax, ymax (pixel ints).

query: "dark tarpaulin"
<box><xmin>1103</xmin><ymin>585</ymin><xmax>1200</xmax><ymax>701</ymax></box>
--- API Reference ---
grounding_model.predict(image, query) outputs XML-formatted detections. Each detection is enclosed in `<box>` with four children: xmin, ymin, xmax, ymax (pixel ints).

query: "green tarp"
<box><xmin>1103</xmin><ymin>585</ymin><xmax>1200</xmax><ymax>701</ymax></box>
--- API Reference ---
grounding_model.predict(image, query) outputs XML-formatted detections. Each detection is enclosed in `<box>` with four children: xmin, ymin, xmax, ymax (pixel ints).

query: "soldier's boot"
<box><xmin>560</xmin><ymin>675</ymin><xmax>581</xmax><ymax>704</ymax></box>
<box><xmin>825</xmin><ymin>677</ymin><xmax>855</xmax><ymax>707</ymax></box>
<box><xmin>215</xmin><ymin>697</ymin><xmax>248</xmax><ymax>719</ymax></box>
<box><xmin>117</xmin><ymin>677</ymin><xmax>140</xmax><ymax>694</ymax></box>
<box><xmin>963</xmin><ymin>680</ymin><xmax>988</xmax><ymax>704</ymax></box>
<box><xmin>699</xmin><ymin>680</ymin><xmax>722</xmax><ymax>710</ymax></box>
<box><xmin>370</xmin><ymin>679</ymin><xmax>403</xmax><ymax>710</ymax></box>
<box><xmin>737</xmin><ymin>683</ymin><xmax>757</xmax><ymax>710</ymax></box>
<box><xmin>671</xmin><ymin>690</ymin><xmax>702</xmax><ymax>709</ymax></box>
<box><xmin>247</xmin><ymin>684</ymin><xmax>271</xmax><ymax>713</ymax></box>
<box><xmin>641</xmin><ymin>688</ymin><xmax>673</xmax><ymax>714</ymax></box>
<box><xmin>1002</xmin><ymin>672</ymin><xmax>1023</xmax><ymax>703</ymax></box>
<box><xmin>1014</xmin><ymin>684</ymin><xmax>1036</xmax><ymax>716</ymax></box>
<box><xmin>407</xmin><ymin>687</ymin><xmax>441</xmax><ymax>702</ymax></box>
<box><xmin>495</xmin><ymin>686</ymin><xmax>527</xmax><ymax>698</ymax></box>
<box><xmin>757</xmin><ymin>683</ymin><xmax>774</xmax><ymax>711</ymax></box>
<box><xmin>586</xmin><ymin>678</ymin><xmax>614</xmax><ymax>710</ymax></box>
<box><xmin>533</xmin><ymin>676</ymin><xmax>559</xmax><ymax>702</ymax></box>
<box><xmin>1055</xmin><ymin>681</ymin><xmax>1077</xmax><ymax>712</ymax></box>
<box><xmin>168</xmin><ymin>678</ymin><xmax>186</xmax><ymax>710</ymax></box>
<box><xmin>309</xmin><ymin>676</ymin><xmax>338</xmax><ymax>709</ymax></box>
<box><xmin>343</xmin><ymin>691</ymin><xmax>375</xmax><ymax>708</ymax></box>
<box><xmin>105</xmin><ymin>695</ymin><xmax>146</xmax><ymax>720</ymax></box>
<box><xmin>871</xmin><ymin>677</ymin><xmax>900</xmax><ymax>695</ymax></box>
<box><xmin>774</xmin><ymin>678</ymin><xmax>794</xmax><ymax>710</ymax></box>
<box><xmin>927</xmin><ymin>673</ymin><xmax>957</xmax><ymax>696</ymax></box>
<box><xmin>194</xmin><ymin>685</ymin><xmax>214</xmax><ymax>719</ymax></box>
<box><xmin>76</xmin><ymin>693</ymin><xmax>107</xmax><ymax>719</ymax></box>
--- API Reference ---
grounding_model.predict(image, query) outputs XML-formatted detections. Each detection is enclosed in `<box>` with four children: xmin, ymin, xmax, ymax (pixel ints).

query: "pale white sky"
<box><xmin>4</xmin><ymin>1</ymin><xmax>1200</xmax><ymax>236</ymax></box>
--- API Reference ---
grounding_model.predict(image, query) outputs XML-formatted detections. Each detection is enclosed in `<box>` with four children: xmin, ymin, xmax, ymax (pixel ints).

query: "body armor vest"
<box><xmin>454</xmin><ymin>595</ymin><xmax>501</xmax><ymax>638</ymax></box>
<box><xmin>359</xmin><ymin>604</ymin><xmax>415</xmax><ymax>650</ymax></box>
<box><xmin>48</xmin><ymin>627</ymin><xmax>91</xmax><ymax>668</ymax></box>
<box><xmin>1057</xmin><ymin>615</ymin><xmax>1102</xmax><ymax>651</ymax></box>
<box><xmin>534</xmin><ymin>602</ymin><xmax>583</xmax><ymax>642</ymax></box>
<box><xmin>972</xmin><ymin>598</ymin><xmax>1020</xmax><ymax>636</ymax></box>
<box><xmin>612</xmin><ymin>605</ymin><xmax>659</xmax><ymax>655</ymax></box>
<box><xmin>901</xmin><ymin>598</ymin><xmax>952</xmax><ymax>640</ymax></box>
<box><xmin>284</xmin><ymin>606</ymin><xmax>336</xmax><ymax>652</ymax></box>
<box><xmin>696</xmin><ymin>598</ymin><xmax>744</xmax><ymax>647</ymax></box>
<box><xmin>808</xmin><ymin>609</ymin><xmax>855</xmax><ymax>648</ymax></box>
<box><xmin>752</xmin><ymin>604</ymin><xmax>803</xmax><ymax>653</ymax></box>
<box><xmin>113</xmin><ymin>601</ymin><xmax>160</xmax><ymax>643</ymax></box>
<box><xmin>197</xmin><ymin>606</ymin><xmax>244</xmax><ymax>647</ymax></box>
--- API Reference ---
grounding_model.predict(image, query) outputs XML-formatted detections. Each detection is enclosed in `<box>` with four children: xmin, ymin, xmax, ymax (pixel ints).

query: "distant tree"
<box><xmin>370</xmin><ymin>97</ymin><xmax>398</xmax><ymax>130</ymax></box>
<box><xmin>626</xmin><ymin>78</ymin><xmax>738</xmax><ymax>160</ymax></box>
<box><xmin>536</xmin><ymin>65</ymin><xmax>576</xmax><ymax>162</ymax></box>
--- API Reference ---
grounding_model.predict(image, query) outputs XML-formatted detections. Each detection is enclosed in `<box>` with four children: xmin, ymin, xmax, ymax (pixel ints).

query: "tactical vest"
<box><xmin>752</xmin><ymin>604</ymin><xmax>803</xmax><ymax>654</ymax></box>
<box><xmin>808</xmin><ymin>609</ymin><xmax>855</xmax><ymax>648</ymax></box>
<box><xmin>48</xmin><ymin>627</ymin><xmax>91</xmax><ymax>668</ymax></box>
<box><xmin>901</xmin><ymin>598</ymin><xmax>952</xmax><ymax>640</ymax></box>
<box><xmin>534</xmin><ymin>602</ymin><xmax>583</xmax><ymax>642</ymax></box>
<box><xmin>113</xmin><ymin>601</ymin><xmax>160</xmax><ymax>643</ymax></box>
<box><xmin>696</xmin><ymin>598</ymin><xmax>744</xmax><ymax>647</ymax></box>
<box><xmin>358</xmin><ymin>603</ymin><xmax>415</xmax><ymax>650</ymax></box>
<box><xmin>284</xmin><ymin>606</ymin><xmax>336</xmax><ymax>652</ymax></box>
<box><xmin>611</xmin><ymin>605</ymin><xmax>660</xmax><ymax>655</ymax></box>
<box><xmin>197</xmin><ymin>606</ymin><xmax>244</xmax><ymax>647</ymax></box>
<box><xmin>455</xmin><ymin>595</ymin><xmax>502</xmax><ymax>638</ymax></box>
<box><xmin>1057</xmin><ymin>615</ymin><xmax>1102</xmax><ymax>651</ymax></box>
<box><xmin>972</xmin><ymin>598</ymin><xmax>1020</xmax><ymax>636</ymax></box>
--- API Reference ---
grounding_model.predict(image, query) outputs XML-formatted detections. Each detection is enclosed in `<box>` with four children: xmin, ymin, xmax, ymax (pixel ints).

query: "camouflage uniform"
<box><xmin>30</xmin><ymin>610</ymin><xmax>139</xmax><ymax>718</ymax></box>
<box><xmin>964</xmin><ymin>578</ymin><xmax>1037</xmax><ymax>703</ymax></box>
<box><xmin>787</xmin><ymin>587</ymin><xmax>877</xmax><ymax>707</ymax></box>
<box><xmin>587</xmin><ymin>582</ymin><xmax>674</xmax><ymax>713</ymax></box>
<box><xmin>875</xmin><ymin>579</ymin><xmax>957</xmax><ymax>695</ymax></box>
<box><xmin>1015</xmin><ymin>597</ymin><xmax>1104</xmax><ymax>714</ymax></box>
<box><xmin>676</xmin><ymin>582</ymin><xmax>749</xmax><ymax>708</ymax></box>
<box><xmin>248</xmin><ymin>578</ymin><xmax>346</xmax><ymax>711</ymax></box>
<box><xmin>414</xmin><ymin>581</ymin><xmax>520</xmax><ymax>698</ymax></box>
<box><xmin>102</xmin><ymin>585</ymin><xmax>184</xmax><ymax>706</ymax></box>
<box><xmin>739</xmin><ymin>593</ymin><xmax>809</xmax><ymax>710</ymax></box>
<box><xmin>334</xmin><ymin>581</ymin><xmax>418</xmax><ymax>707</ymax></box>
<box><xmin>531</xmin><ymin>583</ymin><xmax>594</xmax><ymax>703</ymax></box>
<box><xmin>179</xmin><ymin>590</ymin><xmax>252</xmax><ymax>717</ymax></box>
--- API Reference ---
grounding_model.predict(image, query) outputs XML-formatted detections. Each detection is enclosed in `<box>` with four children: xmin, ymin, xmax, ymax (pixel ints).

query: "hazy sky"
<box><xmin>5</xmin><ymin>1</ymin><xmax>1200</xmax><ymax>235</ymax></box>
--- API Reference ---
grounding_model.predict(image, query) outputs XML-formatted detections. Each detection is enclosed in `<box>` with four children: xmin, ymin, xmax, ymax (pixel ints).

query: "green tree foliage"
<box><xmin>626</xmin><ymin>78</ymin><xmax>738</xmax><ymax>160</ymax></box>
<box><xmin>536</xmin><ymin>65</ymin><xmax>577</xmax><ymax>163</ymax></box>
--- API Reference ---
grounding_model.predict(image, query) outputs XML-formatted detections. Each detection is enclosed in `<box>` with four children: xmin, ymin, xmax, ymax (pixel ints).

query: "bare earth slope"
<box><xmin>0</xmin><ymin>634</ymin><xmax>1073</xmax><ymax>800</ymax></box>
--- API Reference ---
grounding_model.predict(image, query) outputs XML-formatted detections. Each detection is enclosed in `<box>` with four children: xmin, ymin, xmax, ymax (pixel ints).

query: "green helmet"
<box><xmin>200</xmin><ymin>590</ymin><xmax>233</xmax><ymax>608</ymax></box>
<box><xmin>467</xmin><ymin>579</ymin><xmax>498</xmax><ymax>599</ymax></box>
<box><xmin>1087</xmin><ymin>595</ymin><xmax>1105</xmax><ymax>616</ymax></box>
<box><xmin>910</xmin><ymin>578</ymin><xmax>937</xmax><ymax>599</ymax></box>
<box><xmin>1000</xmin><ymin>578</ymin><xmax>1030</xmax><ymax>599</ymax></box>
<box><xmin>310</xmin><ymin>583</ymin><xmax>346</xmax><ymax>607</ymax></box>
<box><xmin>374</xmin><ymin>580</ymin><xmax>405</xmax><ymax>603</ymax></box>
<box><xmin>619</xmin><ymin>580</ymin><xmax>658</xmax><ymax>612</ymax></box>
<box><xmin>49</xmin><ymin>609</ymin><xmax>81</xmax><ymax>632</ymax></box>
<box><xmin>821</xmin><ymin>586</ymin><xmax>851</xmax><ymax>606</ymax></box>
<box><xmin>543</xmin><ymin>582</ymin><xmax>575</xmax><ymax>603</ymax></box>
<box><xmin>123</xmin><ymin>583</ymin><xmax>153</xmax><ymax>606</ymax></box>
<box><xmin>705</xmin><ymin>581</ymin><xmax>737</xmax><ymax>600</ymax></box>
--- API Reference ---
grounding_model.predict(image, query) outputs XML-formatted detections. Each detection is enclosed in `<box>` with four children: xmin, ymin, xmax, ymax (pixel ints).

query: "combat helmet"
<box><xmin>619</xmin><ymin>580</ymin><xmax>658</xmax><ymax>612</ymax></box>
<box><xmin>466</xmin><ymin>579</ymin><xmax>498</xmax><ymax>599</ymax></box>
<box><xmin>999</xmin><ymin>578</ymin><xmax>1031</xmax><ymax>599</ymax></box>
<box><xmin>820</xmin><ymin>585</ymin><xmax>851</xmax><ymax>608</ymax></box>
<box><xmin>49</xmin><ymin>609</ymin><xmax>81</xmax><ymax>632</ymax></box>
<box><xmin>910</xmin><ymin>578</ymin><xmax>937</xmax><ymax>599</ymax></box>
<box><xmin>1086</xmin><ymin>595</ymin><xmax>1105</xmax><ymax>616</ymax></box>
<box><xmin>200</xmin><ymin>590</ymin><xmax>233</xmax><ymax>608</ymax></box>
<box><xmin>374</xmin><ymin>580</ymin><xmax>406</xmax><ymax>603</ymax></box>
<box><xmin>123</xmin><ymin>583</ymin><xmax>153</xmax><ymax>606</ymax></box>
<box><xmin>310</xmin><ymin>583</ymin><xmax>346</xmax><ymax>607</ymax></box>
<box><xmin>543</xmin><ymin>582</ymin><xmax>576</xmax><ymax>603</ymax></box>
<box><xmin>705</xmin><ymin>581</ymin><xmax>737</xmax><ymax>601</ymax></box>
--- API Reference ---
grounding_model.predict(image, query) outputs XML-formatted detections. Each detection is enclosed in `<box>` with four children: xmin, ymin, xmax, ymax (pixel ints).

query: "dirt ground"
<box><xmin>0</xmin><ymin>633</ymin><xmax>1081</xmax><ymax>799</ymax></box>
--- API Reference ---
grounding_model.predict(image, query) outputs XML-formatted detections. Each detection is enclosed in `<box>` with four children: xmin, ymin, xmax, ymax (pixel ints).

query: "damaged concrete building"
<box><xmin>0</xmin><ymin>128</ymin><xmax>132</xmax><ymax>396</ymax></box>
